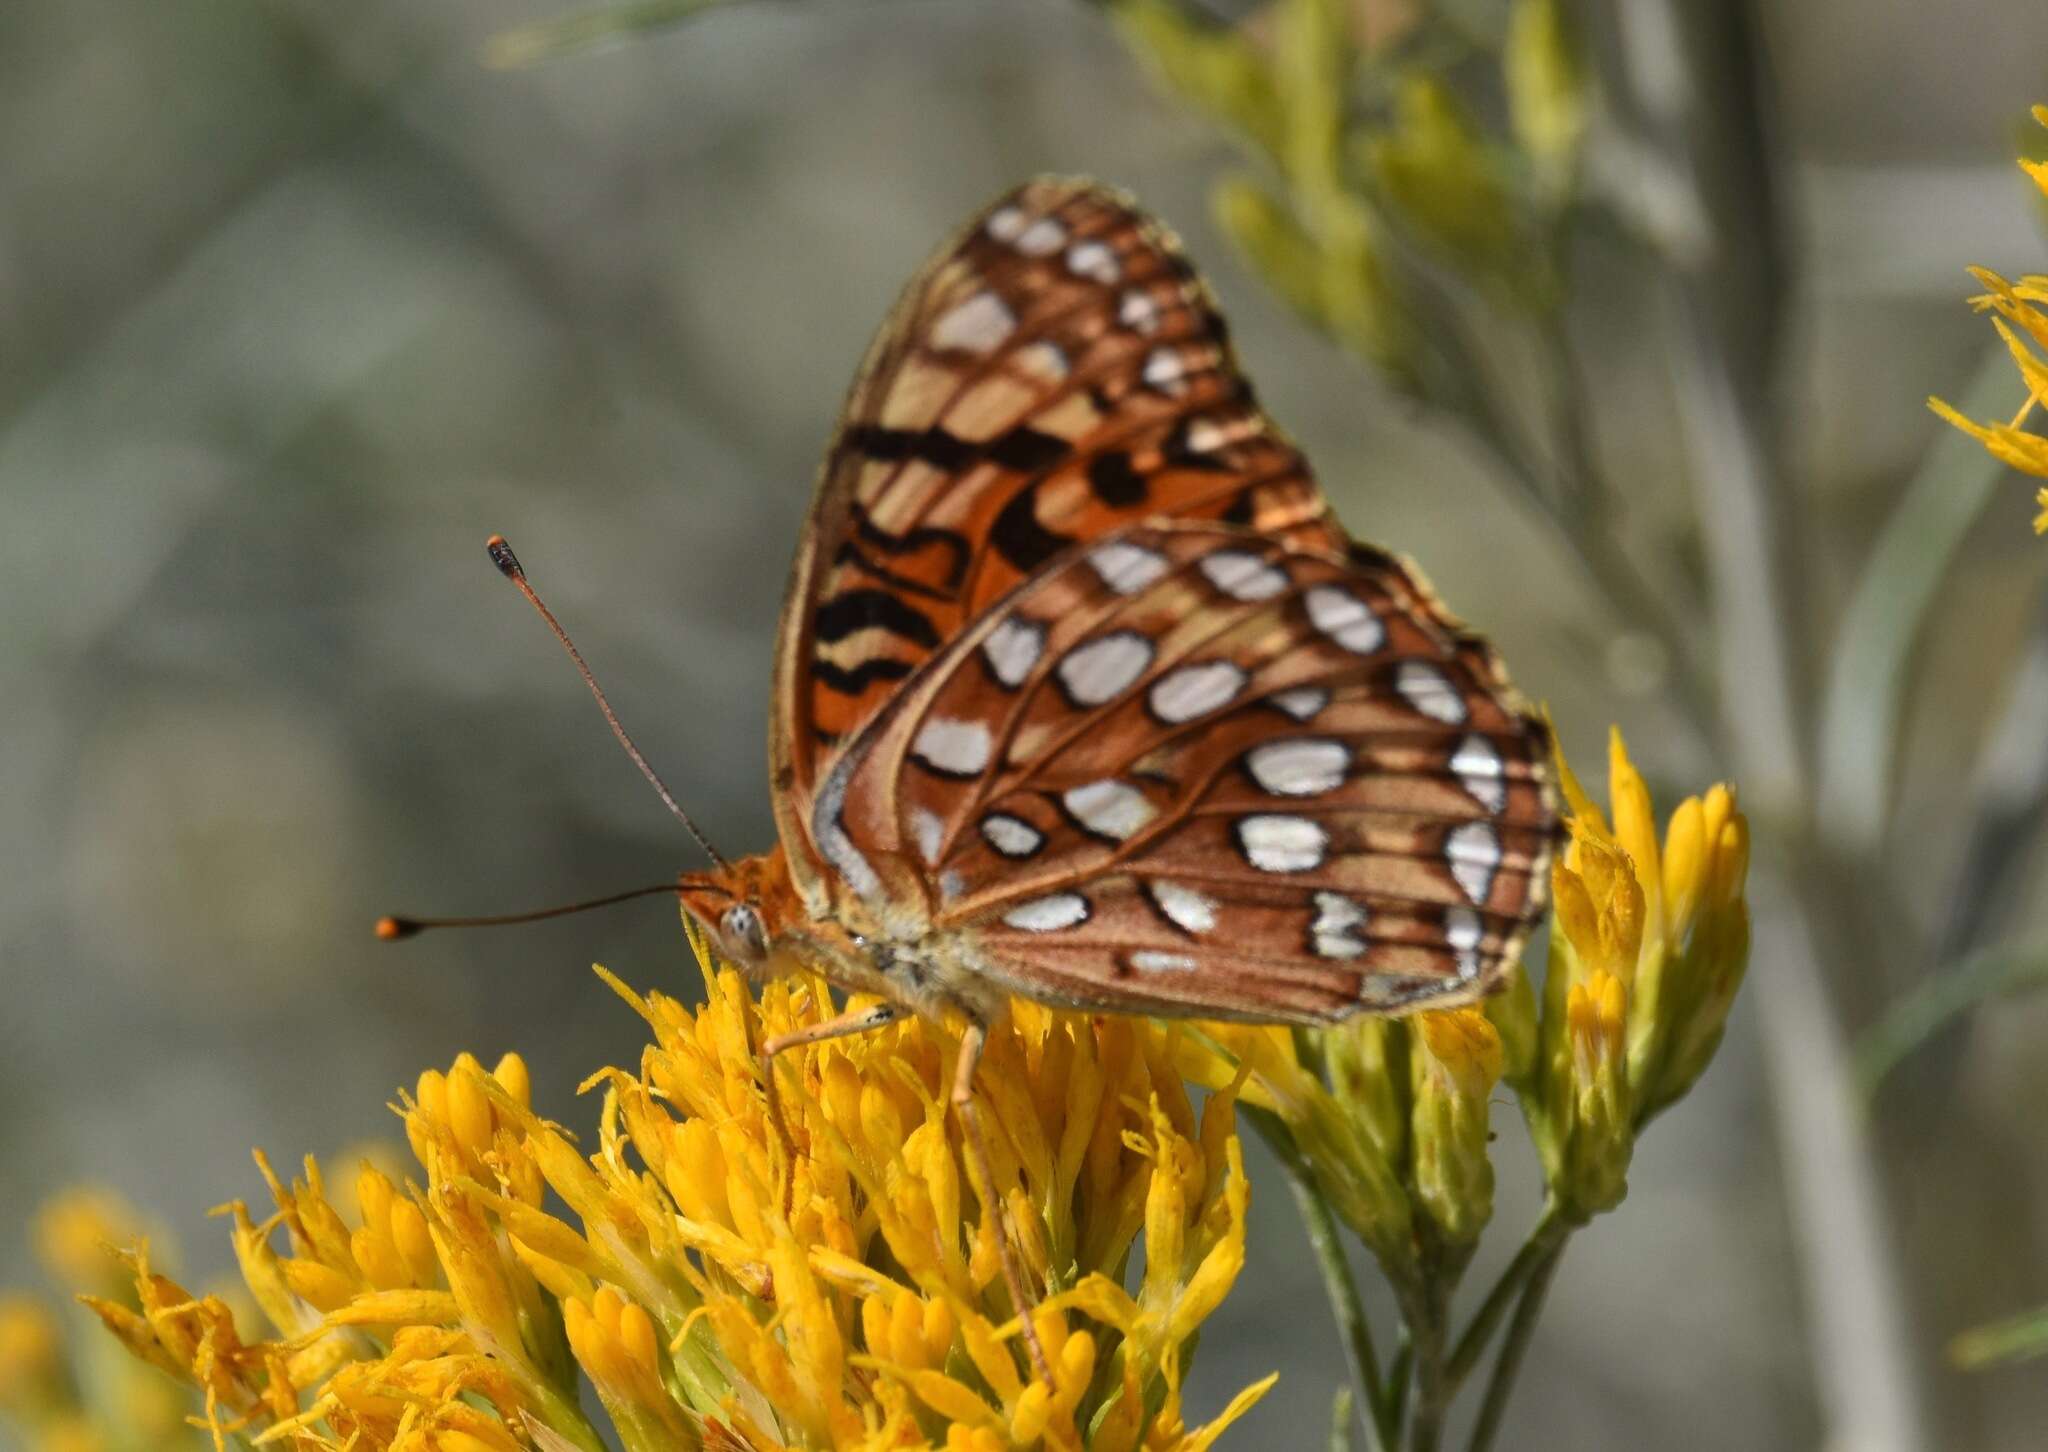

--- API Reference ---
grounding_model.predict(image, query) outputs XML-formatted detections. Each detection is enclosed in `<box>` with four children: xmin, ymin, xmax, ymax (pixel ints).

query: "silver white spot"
<box><xmin>1305</xmin><ymin>586</ymin><xmax>1386</xmax><ymax>655</ymax></box>
<box><xmin>940</xmin><ymin>870</ymin><xmax>965</xmax><ymax>903</ymax></box>
<box><xmin>1237</xmin><ymin>815</ymin><xmax>1328</xmax><ymax>873</ymax></box>
<box><xmin>1003</xmin><ymin>892</ymin><xmax>1089</xmax><ymax>932</ymax></box>
<box><xmin>985</xmin><ymin>206</ymin><xmax>1028</xmax><ymax>242</ymax></box>
<box><xmin>1015</xmin><ymin>216</ymin><xmax>1068</xmax><ymax>256</ymax></box>
<box><xmin>1020</xmin><ymin>340</ymin><xmax>1070</xmax><ymax>380</ymax></box>
<box><xmin>980</xmin><ymin>813</ymin><xmax>1045</xmax><ymax>859</ymax></box>
<box><xmin>1183</xmin><ymin>417</ymin><xmax>1236</xmax><ymax>455</ymax></box>
<box><xmin>1445</xmin><ymin>905</ymin><xmax>1485</xmax><ymax>979</ymax></box>
<box><xmin>911</xmin><ymin>717</ymin><xmax>992</xmax><ymax>776</ymax></box>
<box><xmin>1247</xmin><ymin>739</ymin><xmax>1348</xmax><ymax>797</ymax></box>
<box><xmin>1445</xmin><ymin>821</ymin><xmax>1502</xmax><ymax>905</ymax></box>
<box><xmin>1270</xmin><ymin>686</ymin><xmax>1330</xmax><ymax>722</ymax></box>
<box><xmin>1090</xmin><ymin>540</ymin><xmax>1170</xmax><ymax>595</ymax></box>
<box><xmin>911</xmin><ymin>808</ymin><xmax>944</xmax><ymax>866</ymax></box>
<box><xmin>1312</xmin><ymin>891</ymin><xmax>1369</xmax><ymax>960</ymax></box>
<box><xmin>1149</xmin><ymin>660</ymin><xmax>1246</xmax><ymax>724</ymax></box>
<box><xmin>1199</xmin><ymin>549</ymin><xmax>1289</xmax><ymax>602</ymax></box>
<box><xmin>1062</xmin><ymin>779</ymin><xmax>1155</xmax><ymax>841</ymax></box>
<box><xmin>1057</xmin><ymin>631</ymin><xmax>1154</xmax><ymax>707</ymax></box>
<box><xmin>1450</xmin><ymin>734</ymin><xmax>1507</xmax><ymax>813</ymax></box>
<box><xmin>1147</xmin><ymin>880</ymin><xmax>1217</xmax><ymax>935</ymax></box>
<box><xmin>1397</xmin><ymin>661</ymin><xmax>1468</xmax><ymax>724</ymax></box>
<box><xmin>1131</xmin><ymin>950</ymin><xmax>1198</xmax><ymax>974</ymax></box>
<box><xmin>1143</xmin><ymin>347</ymin><xmax>1189</xmax><ymax>396</ymax></box>
<box><xmin>929</xmin><ymin>290</ymin><xmax>1015</xmax><ymax>355</ymax></box>
<box><xmin>982</xmin><ymin>617</ymin><xmax>1045</xmax><ymax>689</ymax></box>
<box><xmin>1066</xmin><ymin>239</ymin><xmax>1120</xmax><ymax>284</ymax></box>
<box><xmin>813</xmin><ymin>754</ymin><xmax>881</xmax><ymax>902</ymax></box>
<box><xmin>1119</xmin><ymin>289</ymin><xmax>1160</xmax><ymax>334</ymax></box>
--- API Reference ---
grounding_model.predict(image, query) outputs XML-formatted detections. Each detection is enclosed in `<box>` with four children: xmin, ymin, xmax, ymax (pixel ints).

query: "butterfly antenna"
<box><xmin>486</xmin><ymin>534</ymin><xmax>729</xmax><ymax>869</ymax></box>
<box><xmin>376</xmin><ymin>883</ymin><xmax>683</xmax><ymax>940</ymax></box>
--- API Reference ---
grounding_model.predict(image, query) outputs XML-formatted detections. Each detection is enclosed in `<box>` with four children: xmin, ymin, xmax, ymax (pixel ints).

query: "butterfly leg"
<box><xmin>949</xmin><ymin>1021</ymin><xmax>1053</xmax><ymax>1385</ymax></box>
<box><xmin>759</xmin><ymin>1001</ymin><xmax>908</xmax><ymax>1215</ymax></box>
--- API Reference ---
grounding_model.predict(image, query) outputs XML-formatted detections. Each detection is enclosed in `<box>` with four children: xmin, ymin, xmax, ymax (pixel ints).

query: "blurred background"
<box><xmin>4</xmin><ymin>0</ymin><xmax>2048</xmax><ymax>1447</ymax></box>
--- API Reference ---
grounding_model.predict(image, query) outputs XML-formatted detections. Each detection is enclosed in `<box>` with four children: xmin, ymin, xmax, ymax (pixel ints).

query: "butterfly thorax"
<box><xmin>678</xmin><ymin>844</ymin><xmax>1008</xmax><ymax>1029</ymax></box>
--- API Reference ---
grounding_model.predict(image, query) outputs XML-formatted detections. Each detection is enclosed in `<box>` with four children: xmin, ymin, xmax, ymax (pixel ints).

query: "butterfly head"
<box><xmin>676</xmin><ymin>845</ymin><xmax>804</xmax><ymax>974</ymax></box>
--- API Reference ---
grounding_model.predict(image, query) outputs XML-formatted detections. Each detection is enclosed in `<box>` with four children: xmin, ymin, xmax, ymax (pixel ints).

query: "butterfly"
<box><xmin>662</xmin><ymin>178</ymin><xmax>1556</xmax><ymax>1376</ymax></box>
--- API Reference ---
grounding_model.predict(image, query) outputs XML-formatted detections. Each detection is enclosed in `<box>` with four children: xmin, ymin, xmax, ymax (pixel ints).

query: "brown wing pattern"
<box><xmin>815</xmin><ymin>522</ymin><xmax>1557</xmax><ymax>1020</ymax></box>
<box><xmin>771</xmin><ymin>178</ymin><xmax>1344</xmax><ymax>903</ymax></box>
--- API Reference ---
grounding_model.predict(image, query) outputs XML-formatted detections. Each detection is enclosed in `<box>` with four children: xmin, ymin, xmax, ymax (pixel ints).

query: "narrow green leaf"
<box><xmin>1815</xmin><ymin>344</ymin><xmax>2024</xmax><ymax>857</ymax></box>
<box><xmin>1329</xmin><ymin>1385</ymin><xmax>1358</xmax><ymax>1452</ymax></box>
<box><xmin>483</xmin><ymin>0</ymin><xmax>766</xmax><ymax>69</ymax></box>
<box><xmin>1854</xmin><ymin>943</ymin><xmax>2048</xmax><ymax>1096</ymax></box>
<box><xmin>1953</xmin><ymin>1303</ymin><xmax>2048</xmax><ymax>1369</ymax></box>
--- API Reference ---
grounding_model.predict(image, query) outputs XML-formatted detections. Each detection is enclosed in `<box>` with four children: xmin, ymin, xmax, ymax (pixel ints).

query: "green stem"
<box><xmin>1248</xmin><ymin>1107</ymin><xmax>1395</xmax><ymax>1452</ymax></box>
<box><xmin>1465</xmin><ymin>1237</ymin><xmax>1566</xmax><ymax>1452</ymax></box>
<box><xmin>1397</xmin><ymin>1274</ymin><xmax>1451</xmax><ymax>1452</ymax></box>
<box><xmin>1444</xmin><ymin>1208</ymin><xmax>1570</xmax><ymax>1387</ymax></box>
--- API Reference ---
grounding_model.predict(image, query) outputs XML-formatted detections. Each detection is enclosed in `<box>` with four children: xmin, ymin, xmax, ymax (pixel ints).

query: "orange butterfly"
<box><xmin>479</xmin><ymin>179</ymin><xmax>1558</xmax><ymax>1381</ymax></box>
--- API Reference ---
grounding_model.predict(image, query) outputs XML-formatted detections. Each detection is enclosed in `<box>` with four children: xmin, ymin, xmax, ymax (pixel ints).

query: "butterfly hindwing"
<box><xmin>814</xmin><ymin>523</ymin><xmax>1555</xmax><ymax>1020</ymax></box>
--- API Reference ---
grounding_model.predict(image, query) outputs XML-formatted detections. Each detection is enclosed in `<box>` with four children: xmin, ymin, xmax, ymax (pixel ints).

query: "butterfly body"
<box><xmin>677</xmin><ymin>177</ymin><xmax>1559</xmax><ymax>1033</ymax></box>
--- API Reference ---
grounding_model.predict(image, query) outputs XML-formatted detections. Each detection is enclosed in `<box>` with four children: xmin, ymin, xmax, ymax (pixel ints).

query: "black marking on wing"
<box><xmin>991</xmin><ymin>482</ymin><xmax>1075</xmax><ymax>574</ymax></box>
<box><xmin>812</xmin><ymin>656</ymin><xmax>919</xmax><ymax>695</ymax></box>
<box><xmin>812</xmin><ymin>588</ymin><xmax>941</xmax><ymax>648</ymax></box>
<box><xmin>1162</xmin><ymin>418</ymin><xmax>1239</xmax><ymax>473</ymax></box>
<box><xmin>844</xmin><ymin>423</ymin><xmax>979</xmax><ymax>474</ymax></box>
<box><xmin>847</xmin><ymin>502</ymin><xmax>970</xmax><ymax>592</ymax></box>
<box><xmin>1087</xmin><ymin>451</ymin><xmax>1148</xmax><ymax>508</ymax></box>
<box><xmin>986</xmin><ymin>426</ymin><xmax>1072</xmax><ymax>473</ymax></box>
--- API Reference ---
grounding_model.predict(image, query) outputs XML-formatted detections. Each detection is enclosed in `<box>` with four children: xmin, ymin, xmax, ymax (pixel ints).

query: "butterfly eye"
<box><xmin>719</xmin><ymin>903</ymin><xmax>768</xmax><ymax>964</ymax></box>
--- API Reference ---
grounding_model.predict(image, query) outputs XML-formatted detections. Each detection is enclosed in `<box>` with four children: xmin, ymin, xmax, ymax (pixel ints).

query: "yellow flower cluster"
<box><xmin>1929</xmin><ymin>103</ymin><xmax>2048</xmax><ymax>534</ymax></box>
<box><xmin>1515</xmin><ymin>728</ymin><xmax>1751</xmax><ymax>1219</ymax></box>
<box><xmin>1165</xmin><ymin>1003</ymin><xmax>1507</xmax><ymax>1278</ymax></box>
<box><xmin>71</xmin><ymin>924</ymin><xmax>1271</xmax><ymax>1452</ymax></box>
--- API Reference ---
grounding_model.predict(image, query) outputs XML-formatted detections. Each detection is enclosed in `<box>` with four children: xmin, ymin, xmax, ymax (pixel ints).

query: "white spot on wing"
<box><xmin>930</xmin><ymin>290</ymin><xmax>1015</xmax><ymax>355</ymax></box>
<box><xmin>980</xmin><ymin>813</ymin><xmax>1044</xmax><ymax>859</ymax></box>
<box><xmin>1238</xmin><ymin>815</ymin><xmax>1328</xmax><ymax>873</ymax></box>
<box><xmin>1397</xmin><ymin>661</ymin><xmax>1468</xmax><ymax>724</ymax></box>
<box><xmin>1015</xmin><ymin>216</ymin><xmax>1068</xmax><ymax>255</ymax></box>
<box><xmin>1450</xmin><ymin>733</ymin><xmax>1507</xmax><ymax>813</ymax></box>
<box><xmin>1149</xmin><ymin>660</ymin><xmax>1246</xmax><ymax>724</ymax></box>
<box><xmin>1445</xmin><ymin>904</ymin><xmax>1485</xmax><ymax>979</ymax></box>
<box><xmin>982</xmin><ymin>617</ymin><xmax>1045</xmax><ymax>688</ymax></box>
<box><xmin>1019</xmin><ymin>340</ymin><xmax>1070</xmax><ymax>380</ymax></box>
<box><xmin>911</xmin><ymin>717</ymin><xmax>992</xmax><ymax>776</ymax></box>
<box><xmin>1119</xmin><ymin>289</ymin><xmax>1160</xmax><ymax>334</ymax></box>
<box><xmin>1142</xmin><ymin>347</ymin><xmax>1189</xmax><ymax>396</ymax></box>
<box><xmin>1270</xmin><ymin>686</ymin><xmax>1329</xmax><ymax>722</ymax></box>
<box><xmin>941</xmin><ymin>871</ymin><xmax>965</xmax><ymax>903</ymax></box>
<box><xmin>1199</xmin><ymin>548</ymin><xmax>1289</xmax><ymax>602</ymax></box>
<box><xmin>1062</xmin><ymin>779</ymin><xmax>1155</xmax><ymax>841</ymax></box>
<box><xmin>1305</xmin><ymin>586</ymin><xmax>1386</xmax><ymax>654</ymax></box>
<box><xmin>1057</xmin><ymin>631</ymin><xmax>1153</xmax><ymax>707</ymax></box>
<box><xmin>1003</xmin><ymin>892</ymin><xmax>1089</xmax><ymax>932</ymax></box>
<box><xmin>1445</xmin><ymin>821</ymin><xmax>1502</xmax><ymax>905</ymax></box>
<box><xmin>1131</xmin><ymin>949</ymin><xmax>1198</xmax><ymax>973</ymax></box>
<box><xmin>1147</xmin><ymin>880</ymin><xmax>1217</xmax><ymax>935</ymax></box>
<box><xmin>1312</xmin><ymin>890</ymin><xmax>1368</xmax><ymax>959</ymax></box>
<box><xmin>1066</xmin><ymin>238</ymin><xmax>1119</xmax><ymax>283</ymax></box>
<box><xmin>1246</xmin><ymin>738</ymin><xmax>1348</xmax><ymax>797</ymax></box>
<box><xmin>1090</xmin><ymin>540</ymin><xmax>1169</xmax><ymax>595</ymax></box>
<box><xmin>911</xmin><ymin>808</ymin><xmax>944</xmax><ymax>866</ymax></box>
<box><xmin>985</xmin><ymin>206</ymin><xmax>1028</xmax><ymax>242</ymax></box>
<box><xmin>813</xmin><ymin>753</ymin><xmax>881</xmax><ymax>902</ymax></box>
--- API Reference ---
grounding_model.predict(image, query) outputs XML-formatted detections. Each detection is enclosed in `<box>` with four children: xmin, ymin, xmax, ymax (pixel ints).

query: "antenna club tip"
<box><xmin>485</xmin><ymin>534</ymin><xmax>524</xmax><ymax>580</ymax></box>
<box><xmin>375</xmin><ymin>915</ymin><xmax>420</xmax><ymax>941</ymax></box>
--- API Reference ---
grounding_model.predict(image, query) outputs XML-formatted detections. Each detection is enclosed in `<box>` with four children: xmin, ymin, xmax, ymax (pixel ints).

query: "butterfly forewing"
<box><xmin>772</xmin><ymin>176</ymin><xmax>1557</xmax><ymax>1019</ymax></box>
<box><xmin>773</xmin><ymin>179</ymin><xmax>1348</xmax><ymax>901</ymax></box>
<box><xmin>819</xmin><ymin>523</ymin><xmax>1553</xmax><ymax>1019</ymax></box>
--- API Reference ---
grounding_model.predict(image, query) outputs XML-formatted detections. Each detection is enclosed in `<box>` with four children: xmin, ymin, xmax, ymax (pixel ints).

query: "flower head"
<box><xmin>1929</xmin><ymin>103</ymin><xmax>2048</xmax><ymax>530</ymax></box>
<box><xmin>1523</xmin><ymin>728</ymin><xmax>1752</xmax><ymax>1219</ymax></box>
<box><xmin>77</xmin><ymin>922</ymin><xmax>1271</xmax><ymax>1451</ymax></box>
